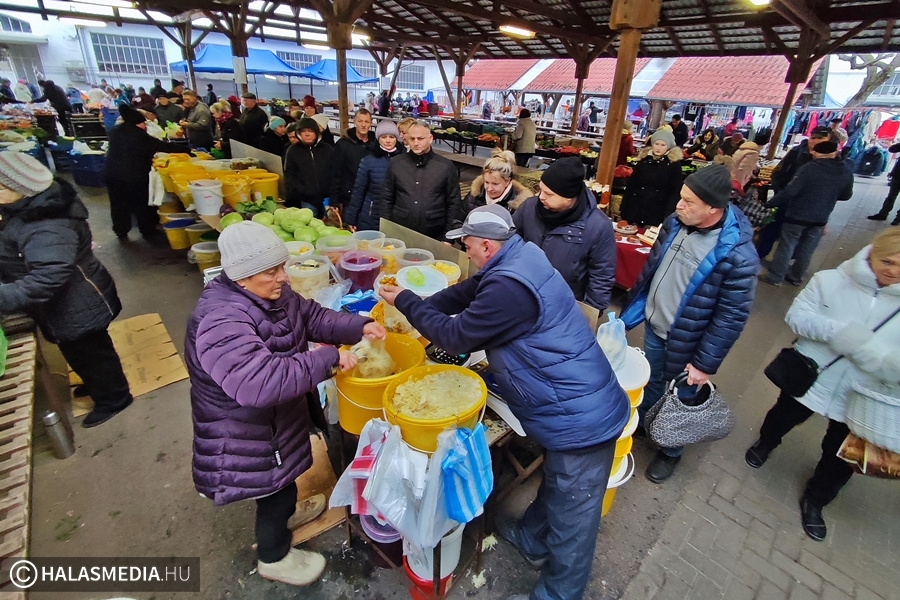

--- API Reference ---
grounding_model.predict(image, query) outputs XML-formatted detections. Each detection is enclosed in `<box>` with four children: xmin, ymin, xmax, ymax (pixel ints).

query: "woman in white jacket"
<box><xmin>745</xmin><ymin>228</ymin><xmax>900</xmax><ymax>541</ymax></box>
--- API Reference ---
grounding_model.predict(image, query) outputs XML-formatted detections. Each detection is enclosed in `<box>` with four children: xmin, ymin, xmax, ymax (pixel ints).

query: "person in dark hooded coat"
<box><xmin>284</xmin><ymin>117</ymin><xmax>332</xmax><ymax>217</ymax></box>
<box><xmin>329</xmin><ymin>109</ymin><xmax>376</xmax><ymax>211</ymax></box>
<box><xmin>345</xmin><ymin>119</ymin><xmax>405</xmax><ymax>231</ymax></box>
<box><xmin>0</xmin><ymin>153</ymin><xmax>132</xmax><ymax>428</ymax></box>
<box><xmin>620</xmin><ymin>128</ymin><xmax>685</xmax><ymax>227</ymax></box>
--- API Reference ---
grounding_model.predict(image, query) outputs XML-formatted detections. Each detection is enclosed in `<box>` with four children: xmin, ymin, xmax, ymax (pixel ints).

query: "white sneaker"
<box><xmin>257</xmin><ymin>548</ymin><xmax>326</xmax><ymax>587</ymax></box>
<box><xmin>287</xmin><ymin>494</ymin><xmax>326</xmax><ymax>530</ymax></box>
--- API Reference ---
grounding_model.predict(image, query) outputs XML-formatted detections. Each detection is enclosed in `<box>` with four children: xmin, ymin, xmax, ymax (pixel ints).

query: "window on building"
<box><xmin>873</xmin><ymin>73</ymin><xmax>900</xmax><ymax>97</ymax></box>
<box><xmin>276</xmin><ymin>51</ymin><xmax>320</xmax><ymax>70</ymax></box>
<box><xmin>348</xmin><ymin>58</ymin><xmax>378</xmax><ymax>86</ymax></box>
<box><xmin>0</xmin><ymin>14</ymin><xmax>31</xmax><ymax>33</ymax></box>
<box><xmin>90</xmin><ymin>33</ymin><xmax>168</xmax><ymax>76</ymax></box>
<box><xmin>395</xmin><ymin>64</ymin><xmax>424</xmax><ymax>91</ymax></box>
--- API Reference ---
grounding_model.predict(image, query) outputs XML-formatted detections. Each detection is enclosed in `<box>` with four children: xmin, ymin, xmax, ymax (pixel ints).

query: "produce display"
<box><xmin>389</xmin><ymin>371</ymin><xmax>483</xmax><ymax>420</ymax></box>
<box><xmin>286</xmin><ymin>256</ymin><xmax>331</xmax><ymax>299</ymax></box>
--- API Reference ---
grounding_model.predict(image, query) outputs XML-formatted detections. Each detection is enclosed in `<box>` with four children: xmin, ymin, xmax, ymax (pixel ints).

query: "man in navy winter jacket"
<box><xmin>380</xmin><ymin>205</ymin><xmax>629</xmax><ymax>600</ymax></box>
<box><xmin>622</xmin><ymin>164</ymin><xmax>759</xmax><ymax>483</ymax></box>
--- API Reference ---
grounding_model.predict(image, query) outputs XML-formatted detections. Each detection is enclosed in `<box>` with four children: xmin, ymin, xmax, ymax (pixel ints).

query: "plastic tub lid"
<box><xmin>618</xmin><ymin>408</ymin><xmax>639</xmax><ymax>440</ymax></box>
<box><xmin>398</xmin><ymin>248</ymin><xmax>435</xmax><ymax>264</ymax></box>
<box><xmin>163</xmin><ymin>218</ymin><xmax>196</xmax><ymax>229</ymax></box>
<box><xmin>339</xmin><ymin>250</ymin><xmax>383</xmax><ymax>271</ymax></box>
<box><xmin>191</xmin><ymin>241</ymin><xmax>219</xmax><ymax>252</ymax></box>
<box><xmin>607</xmin><ymin>453</ymin><xmax>634</xmax><ymax>488</ymax></box>
<box><xmin>284</xmin><ymin>241</ymin><xmax>314</xmax><ymax>256</ymax></box>
<box><xmin>286</xmin><ymin>254</ymin><xmax>331</xmax><ymax>276</ymax></box>
<box><xmin>316</xmin><ymin>235</ymin><xmax>358</xmax><ymax>251</ymax></box>
<box><xmin>360</xmin><ymin>514</ymin><xmax>401</xmax><ymax>544</ymax></box>
<box><xmin>351</xmin><ymin>230</ymin><xmax>386</xmax><ymax>243</ymax></box>
<box><xmin>378</xmin><ymin>238</ymin><xmax>407</xmax><ymax>252</ymax></box>
<box><xmin>396</xmin><ymin>265</ymin><xmax>448</xmax><ymax>298</ymax></box>
<box><xmin>614</xmin><ymin>347</ymin><xmax>651</xmax><ymax>389</ymax></box>
<box><xmin>186</xmin><ymin>222</ymin><xmax>213</xmax><ymax>231</ymax></box>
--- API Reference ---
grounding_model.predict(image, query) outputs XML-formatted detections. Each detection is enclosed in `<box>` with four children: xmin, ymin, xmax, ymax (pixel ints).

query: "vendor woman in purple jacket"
<box><xmin>185</xmin><ymin>221</ymin><xmax>384</xmax><ymax>588</ymax></box>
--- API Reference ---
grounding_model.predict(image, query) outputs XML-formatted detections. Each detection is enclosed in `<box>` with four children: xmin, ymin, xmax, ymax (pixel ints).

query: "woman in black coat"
<box><xmin>284</xmin><ymin>117</ymin><xmax>332</xmax><ymax>217</ymax></box>
<box><xmin>256</xmin><ymin>116</ymin><xmax>289</xmax><ymax>159</ymax></box>
<box><xmin>0</xmin><ymin>153</ymin><xmax>132</xmax><ymax>428</ymax></box>
<box><xmin>105</xmin><ymin>104</ymin><xmax>190</xmax><ymax>239</ymax></box>
<box><xmin>620</xmin><ymin>129</ymin><xmax>685</xmax><ymax>227</ymax></box>
<box><xmin>210</xmin><ymin>101</ymin><xmax>243</xmax><ymax>159</ymax></box>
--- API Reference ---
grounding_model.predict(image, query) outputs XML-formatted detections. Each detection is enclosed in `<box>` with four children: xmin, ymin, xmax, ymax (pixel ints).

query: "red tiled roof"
<box><xmin>645</xmin><ymin>56</ymin><xmax>819</xmax><ymax>108</ymax></box>
<box><xmin>526</xmin><ymin>58</ymin><xmax>651</xmax><ymax>94</ymax></box>
<box><xmin>451</xmin><ymin>59</ymin><xmax>538</xmax><ymax>91</ymax></box>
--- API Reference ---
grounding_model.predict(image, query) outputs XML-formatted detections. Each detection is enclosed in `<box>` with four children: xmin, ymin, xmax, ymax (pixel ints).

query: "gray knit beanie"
<box><xmin>375</xmin><ymin>119</ymin><xmax>400</xmax><ymax>140</ymax></box>
<box><xmin>0</xmin><ymin>152</ymin><xmax>53</xmax><ymax>197</ymax></box>
<box><xmin>219</xmin><ymin>221</ymin><xmax>290</xmax><ymax>281</ymax></box>
<box><xmin>650</xmin><ymin>129</ymin><xmax>677</xmax><ymax>151</ymax></box>
<box><xmin>684</xmin><ymin>164</ymin><xmax>733</xmax><ymax>209</ymax></box>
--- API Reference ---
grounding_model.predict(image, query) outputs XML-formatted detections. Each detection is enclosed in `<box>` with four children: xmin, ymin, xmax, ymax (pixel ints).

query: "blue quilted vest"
<box><xmin>484</xmin><ymin>236</ymin><xmax>630</xmax><ymax>450</ymax></box>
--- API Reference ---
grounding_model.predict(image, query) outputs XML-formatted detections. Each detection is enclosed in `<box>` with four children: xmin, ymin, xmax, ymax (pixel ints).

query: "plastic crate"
<box><xmin>70</xmin><ymin>153</ymin><xmax>106</xmax><ymax>171</ymax></box>
<box><xmin>51</xmin><ymin>151</ymin><xmax>73</xmax><ymax>172</ymax></box>
<box><xmin>72</xmin><ymin>169</ymin><xmax>106</xmax><ymax>187</ymax></box>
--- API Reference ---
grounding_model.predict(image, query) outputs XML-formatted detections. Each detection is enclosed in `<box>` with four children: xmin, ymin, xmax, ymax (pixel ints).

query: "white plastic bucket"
<box><xmin>614</xmin><ymin>347</ymin><xmax>651</xmax><ymax>403</ymax></box>
<box><xmin>189</xmin><ymin>179</ymin><xmax>224</xmax><ymax>215</ymax></box>
<box><xmin>405</xmin><ymin>523</ymin><xmax>464</xmax><ymax>580</ymax></box>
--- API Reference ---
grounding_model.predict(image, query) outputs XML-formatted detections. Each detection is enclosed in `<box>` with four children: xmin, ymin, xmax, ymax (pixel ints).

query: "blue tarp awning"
<box><xmin>169</xmin><ymin>44</ymin><xmax>304</xmax><ymax>77</ymax></box>
<box><xmin>297</xmin><ymin>59</ymin><xmax>379</xmax><ymax>84</ymax></box>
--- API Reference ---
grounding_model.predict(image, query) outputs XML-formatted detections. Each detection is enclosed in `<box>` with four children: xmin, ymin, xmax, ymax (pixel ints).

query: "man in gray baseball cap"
<box><xmin>379</xmin><ymin>204</ymin><xmax>630</xmax><ymax>600</ymax></box>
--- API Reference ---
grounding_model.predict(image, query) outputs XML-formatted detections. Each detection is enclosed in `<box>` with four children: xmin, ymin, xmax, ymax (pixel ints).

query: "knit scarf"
<box><xmin>214</xmin><ymin>111</ymin><xmax>233</xmax><ymax>128</ymax></box>
<box><xmin>536</xmin><ymin>189</ymin><xmax>586</xmax><ymax>228</ymax></box>
<box><xmin>486</xmin><ymin>181</ymin><xmax>514</xmax><ymax>205</ymax></box>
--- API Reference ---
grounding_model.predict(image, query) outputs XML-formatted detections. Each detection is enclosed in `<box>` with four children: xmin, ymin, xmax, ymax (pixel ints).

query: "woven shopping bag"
<box><xmin>441</xmin><ymin>423</ymin><xmax>493</xmax><ymax>524</ymax></box>
<box><xmin>645</xmin><ymin>374</ymin><xmax>735</xmax><ymax>447</ymax></box>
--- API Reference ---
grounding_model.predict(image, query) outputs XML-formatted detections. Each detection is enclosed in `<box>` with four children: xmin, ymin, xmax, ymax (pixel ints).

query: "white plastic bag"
<box><xmin>314</xmin><ymin>278</ymin><xmax>351</xmax><ymax>311</ymax></box>
<box><xmin>414</xmin><ymin>428</ymin><xmax>461</xmax><ymax>551</ymax></box>
<box><xmin>329</xmin><ymin>419</ymin><xmax>391</xmax><ymax>514</ymax></box>
<box><xmin>596</xmin><ymin>311</ymin><xmax>628</xmax><ymax>371</ymax></box>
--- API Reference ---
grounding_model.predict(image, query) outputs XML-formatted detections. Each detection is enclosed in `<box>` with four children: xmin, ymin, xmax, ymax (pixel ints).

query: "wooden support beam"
<box><xmin>814</xmin><ymin>19</ymin><xmax>876</xmax><ymax>58</ymax></box>
<box><xmin>432</xmin><ymin>46</ymin><xmax>454</xmax><ymax>113</ymax></box>
<box><xmin>388</xmin><ymin>46</ymin><xmax>407</xmax><ymax>92</ymax></box>
<box><xmin>595</xmin><ymin>28</ymin><xmax>642</xmax><ymax>189</ymax></box>
<box><xmin>772</xmin><ymin>0</ymin><xmax>831</xmax><ymax>39</ymax></box>
<box><xmin>663</xmin><ymin>26</ymin><xmax>684</xmax><ymax>55</ymax></box>
<box><xmin>767</xmin><ymin>80</ymin><xmax>800</xmax><ymax>160</ymax></box>
<box><xmin>760</xmin><ymin>25</ymin><xmax>791</xmax><ymax>56</ymax></box>
<box><xmin>883</xmin><ymin>19</ymin><xmax>896</xmax><ymax>51</ymax></box>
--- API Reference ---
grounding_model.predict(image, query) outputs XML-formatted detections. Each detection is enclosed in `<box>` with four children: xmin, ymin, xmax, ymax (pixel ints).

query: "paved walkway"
<box><xmin>620</xmin><ymin>175</ymin><xmax>900</xmax><ymax>600</ymax></box>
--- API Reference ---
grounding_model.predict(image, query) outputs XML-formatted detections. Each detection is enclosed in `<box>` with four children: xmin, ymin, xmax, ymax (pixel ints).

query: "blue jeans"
<box><xmin>516</xmin><ymin>438</ymin><xmax>617</xmax><ymax>600</ymax></box>
<box><xmin>767</xmin><ymin>222</ymin><xmax>824</xmax><ymax>283</ymax></box>
<box><xmin>639</xmin><ymin>327</ymin><xmax>694</xmax><ymax>458</ymax></box>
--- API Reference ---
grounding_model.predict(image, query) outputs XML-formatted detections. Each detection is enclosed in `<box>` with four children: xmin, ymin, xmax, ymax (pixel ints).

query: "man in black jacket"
<box><xmin>105</xmin><ymin>104</ymin><xmax>189</xmax><ymax>239</ymax></box>
<box><xmin>35</xmin><ymin>80</ymin><xmax>73</xmax><ymax>135</ymax></box>
<box><xmin>759</xmin><ymin>140</ymin><xmax>854</xmax><ymax>286</ymax></box>
<box><xmin>868</xmin><ymin>141</ymin><xmax>900</xmax><ymax>225</ymax></box>
<box><xmin>670</xmin><ymin>114</ymin><xmax>689</xmax><ymax>148</ymax></box>
<box><xmin>329</xmin><ymin>109</ymin><xmax>376</xmax><ymax>210</ymax></box>
<box><xmin>377</xmin><ymin>91</ymin><xmax>391</xmax><ymax>117</ymax></box>
<box><xmin>149</xmin><ymin>79</ymin><xmax>166</xmax><ymax>98</ymax></box>
<box><xmin>239</xmin><ymin>92</ymin><xmax>269</xmax><ymax>148</ymax></box>
<box><xmin>380</xmin><ymin>121</ymin><xmax>461</xmax><ymax>240</ymax></box>
<box><xmin>153</xmin><ymin>93</ymin><xmax>183</xmax><ymax>129</ymax></box>
<box><xmin>283</xmin><ymin>117</ymin><xmax>332</xmax><ymax>217</ymax></box>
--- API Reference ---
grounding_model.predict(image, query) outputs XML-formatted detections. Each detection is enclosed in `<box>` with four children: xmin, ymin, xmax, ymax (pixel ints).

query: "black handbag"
<box><xmin>765</xmin><ymin>306</ymin><xmax>900</xmax><ymax>397</ymax></box>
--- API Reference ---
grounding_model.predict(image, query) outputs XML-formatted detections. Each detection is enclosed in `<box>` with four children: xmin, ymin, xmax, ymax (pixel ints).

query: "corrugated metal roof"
<box><xmin>645</xmin><ymin>56</ymin><xmax>817</xmax><ymax>107</ymax></box>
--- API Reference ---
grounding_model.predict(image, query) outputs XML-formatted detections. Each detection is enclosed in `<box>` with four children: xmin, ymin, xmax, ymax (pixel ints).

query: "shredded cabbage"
<box><xmin>390</xmin><ymin>371</ymin><xmax>482</xmax><ymax>419</ymax></box>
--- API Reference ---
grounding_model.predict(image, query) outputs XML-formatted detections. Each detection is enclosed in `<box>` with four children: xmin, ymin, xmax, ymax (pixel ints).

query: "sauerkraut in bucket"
<box><xmin>389</xmin><ymin>371</ymin><xmax>483</xmax><ymax>420</ymax></box>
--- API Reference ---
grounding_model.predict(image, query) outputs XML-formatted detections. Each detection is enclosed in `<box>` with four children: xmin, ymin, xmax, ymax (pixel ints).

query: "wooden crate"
<box><xmin>0</xmin><ymin>333</ymin><xmax>37</xmax><ymax>600</ymax></box>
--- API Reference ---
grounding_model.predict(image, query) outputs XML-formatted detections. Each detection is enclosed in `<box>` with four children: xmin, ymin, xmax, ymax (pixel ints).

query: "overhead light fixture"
<box><xmin>300</xmin><ymin>31</ymin><xmax>329</xmax><ymax>42</ymax></box>
<box><xmin>303</xmin><ymin>44</ymin><xmax>330</xmax><ymax>51</ymax></box>
<box><xmin>59</xmin><ymin>17</ymin><xmax>108</xmax><ymax>27</ymax></box>
<box><xmin>747</xmin><ymin>0</ymin><xmax>770</xmax><ymax>6</ymax></box>
<box><xmin>499</xmin><ymin>24</ymin><xmax>535</xmax><ymax>39</ymax></box>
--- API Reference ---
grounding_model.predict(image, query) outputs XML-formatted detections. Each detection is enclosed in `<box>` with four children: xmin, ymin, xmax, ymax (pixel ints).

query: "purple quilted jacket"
<box><xmin>185</xmin><ymin>276</ymin><xmax>369</xmax><ymax>505</ymax></box>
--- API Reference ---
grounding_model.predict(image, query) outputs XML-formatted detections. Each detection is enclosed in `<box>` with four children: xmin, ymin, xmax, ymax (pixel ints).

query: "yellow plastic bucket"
<box><xmin>614</xmin><ymin>347</ymin><xmax>651</xmax><ymax>404</ymax></box>
<box><xmin>157</xmin><ymin>201</ymin><xmax>185</xmax><ymax>223</ymax></box>
<box><xmin>188</xmin><ymin>241</ymin><xmax>220</xmax><ymax>272</ymax></box>
<box><xmin>220</xmin><ymin>176</ymin><xmax>250</xmax><ymax>208</ymax></box>
<box><xmin>602</xmin><ymin>453</ymin><xmax>634</xmax><ymax>517</ymax></box>
<box><xmin>156</xmin><ymin>168</ymin><xmax>177</xmax><ymax>193</ymax></box>
<box><xmin>163</xmin><ymin>218</ymin><xmax>194</xmax><ymax>250</ymax></box>
<box><xmin>615</xmin><ymin>408</ymin><xmax>639</xmax><ymax>457</ymax></box>
<box><xmin>159</xmin><ymin>212</ymin><xmax>196</xmax><ymax>224</ymax></box>
<box><xmin>186</xmin><ymin>222</ymin><xmax>214</xmax><ymax>245</ymax></box>
<box><xmin>171</xmin><ymin>176</ymin><xmax>195</xmax><ymax>205</ymax></box>
<box><xmin>247</xmin><ymin>172</ymin><xmax>280</xmax><ymax>201</ymax></box>
<box><xmin>335</xmin><ymin>334</ymin><xmax>426</xmax><ymax>435</ymax></box>
<box><xmin>382</xmin><ymin>365</ymin><xmax>487</xmax><ymax>453</ymax></box>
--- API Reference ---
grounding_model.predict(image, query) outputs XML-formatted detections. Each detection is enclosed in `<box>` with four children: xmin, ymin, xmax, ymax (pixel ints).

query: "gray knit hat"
<box><xmin>219</xmin><ymin>221</ymin><xmax>290</xmax><ymax>281</ymax></box>
<box><xmin>375</xmin><ymin>119</ymin><xmax>400</xmax><ymax>140</ymax></box>
<box><xmin>0</xmin><ymin>152</ymin><xmax>53</xmax><ymax>197</ymax></box>
<box><xmin>684</xmin><ymin>164</ymin><xmax>733</xmax><ymax>209</ymax></box>
<box><xmin>650</xmin><ymin>129</ymin><xmax>677</xmax><ymax>150</ymax></box>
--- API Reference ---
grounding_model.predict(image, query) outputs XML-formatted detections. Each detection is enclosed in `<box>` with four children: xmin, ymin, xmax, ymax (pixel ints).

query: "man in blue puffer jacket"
<box><xmin>380</xmin><ymin>205</ymin><xmax>629</xmax><ymax>600</ymax></box>
<box><xmin>622</xmin><ymin>164</ymin><xmax>759</xmax><ymax>483</ymax></box>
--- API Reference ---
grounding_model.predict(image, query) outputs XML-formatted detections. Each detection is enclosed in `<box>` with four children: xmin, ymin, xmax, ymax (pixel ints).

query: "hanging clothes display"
<box><xmin>876</xmin><ymin>116</ymin><xmax>900</xmax><ymax>141</ymax></box>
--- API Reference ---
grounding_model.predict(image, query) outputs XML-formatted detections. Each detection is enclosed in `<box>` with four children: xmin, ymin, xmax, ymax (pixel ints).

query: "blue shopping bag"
<box><xmin>441</xmin><ymin>423</ymin><xmax>493</xmax><ymax>523</ymax></box>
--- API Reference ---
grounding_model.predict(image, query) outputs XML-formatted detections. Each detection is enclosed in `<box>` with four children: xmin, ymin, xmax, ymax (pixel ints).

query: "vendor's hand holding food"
<box><xmin>214</xmin><ymin>141</ymin><xmax>222</xmax><ymax>151</ymax></box>
<box><xmin>378</xmin><ymin>284</ymin><xmax>402</xmax><ymax>306</ymax></box>
<box><xmin>338</xmin><ymin>350</ymin><xmax>359</xmax><ymax>372</ymax></box>
<box><xmin>362</xmin><ymin>322</ymin><xmax>386</xmax><ymax>341</ymax></box>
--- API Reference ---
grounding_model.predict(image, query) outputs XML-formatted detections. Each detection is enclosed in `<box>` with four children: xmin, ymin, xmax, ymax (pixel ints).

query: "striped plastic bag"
<box><xmin>441</xmin><ymin>423</ymin><xmax>493</xmax><ymax>524</ymax></box>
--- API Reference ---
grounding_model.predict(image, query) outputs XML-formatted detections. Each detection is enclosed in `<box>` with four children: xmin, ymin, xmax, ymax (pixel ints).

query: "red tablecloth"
<box><xmin>615</xmin><ymin>232</ymin><xmax>652</xmax><ymax>290</ymax></box>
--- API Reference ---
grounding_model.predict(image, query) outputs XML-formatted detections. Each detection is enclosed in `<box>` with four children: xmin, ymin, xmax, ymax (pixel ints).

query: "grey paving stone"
<box><xmin>798</xmin><ymin>549</ymin><xmax>854</xmax><ymax>594</ymax></box>
<box><xmin>639</xmin><ymin>551</ymin><xmax>667</xmax><ymax>587</ymax></box>
<box><xmin>713</xmin><ymin>516</ymin><xmax>747</xmax><ymax>558</ymax></box>
<box><xmin>678</xmin><ymin>543</ymin><xmax>730</xmax><ymax>588</ymax></box>
<box><xmin>686</xmin><ymin>517</ymin><xmax>719</xmax><ymax>555</ymax></box>
<box><xmin>741</xmin><ymin>549</ymin><xmax>792</xmax><ymax>590</ymax></box>
<box><xmin>773</xmin><ymin>527</ymin><xmax>803</xmax><ymax>561</ymax></box>
<box><xmin>820</xmin><ymin>582</ymin><xmax>848</xmax><ymax>600</ymax></box>
<box><xmin>621</xmin><ymin>571</ymin><xmax>660</xmax><ymax>600</ymax></box>
<box><xmin>704</xmin><ymin>547</ymin><xmax>762</xmax><ymax>590</ymax></box>
<box><xmin>733</xmin><ymin>495</ymin><xmax>781</xmax><ymax>530</ymax></box>
<box><xmin>856</xmin><ymin>584</ymin><xmax>887</xmax><ymax>600</ymax></box>
<box><xmin>685</xmin><ymin>573</ymin><xmax>723</xmax><ymax>600</ymax></box>
<box><xmin>656</xmin><ymin>573</ymin><xmax>692</xmax><ymax>600</ymax></box>
<box><xmin>680</xmin><ymin>493</ymin><xmax>725</xmax><ymax>528</ymax></box>
<box><xmin>723</xmin><ymin>578</ymin><xmax>754</xmax><ymax>600</ymax></box>
<box><xmin>787</xmin><ymin>582</ymin><xmax>819</xmax><ymax>600</ymax></box>
<box><xmin>658</xmin><ymin>502</ymin><xmax>697</xmax><ymax>553</ymax></box>
<box><xmin>771</xmin><ymin>550</ymin><xmax>822</xmax><ymax>593</ymax></box>
<box><xmin>707</xmin><ymin>494</ymin><xmax>752</xmax><ymax>528</ymax></box>
<box><xmin>745</xmin><ymin>529</ymin><xmax>775</xmax><ymax>559</ymax></box>
<box><xmin>757</xmin><ymin>580</ymin><xmax>789</xmax><ymax>600</ymax></box>
<box><xmin>684</xmin><ymin>470</ymin><xmax>718</xmax><ymax>503</ymax></box>
<box><xmin>798</xmin><ymin>534</ymin><xmax>833</xmax><ymax>563</ymax></box>
<box><xmin>713</xmin><ymin>472</ymin><xmax>742</xmax><ymax>503</ymax></box>
<box><xmin>657</xmin><ymin>547</ymin><xmax>700</xmax><ymax>586</ymax></box>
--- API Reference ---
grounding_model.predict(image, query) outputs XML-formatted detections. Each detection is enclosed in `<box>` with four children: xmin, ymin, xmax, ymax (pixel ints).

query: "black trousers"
<box><xmin>57</xmin><ymin>329</ymin><xmax>132</xmax><ymax>414</ymax></box>
<box><xmin>758</xmin><ymin>392</ymin><xmax>854</xmax><ymax>508</ymax></box>
<box><xmin>256</xmin><ymin>481</ymin><xmax>297</xmax><ymax>563</ymax></box>
<box><xmin>106</xmin><ymin>176</ymin><xmax>158</xmax><ymax>238</ymax></box>
<box><xmin>876</xmin><ymin>178</ymin><xmax>900</xmax><ymax>218</ymax></box>
<box><xmin>515</xmin><ymin>152</ymin><xmax>534</xmax><ymax>167</ymax></box>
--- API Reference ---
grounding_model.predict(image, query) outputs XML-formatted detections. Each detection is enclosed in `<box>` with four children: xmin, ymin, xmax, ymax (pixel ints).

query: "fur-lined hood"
<box><xmin>470</xmin><ymin>175</ymin><xmax>533</xmax><ymax>211</ymax></box>
<box><xmin>637</xmin><ymin>146</ymin><xmax>684</xmax><ymax>163</ymax></box>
